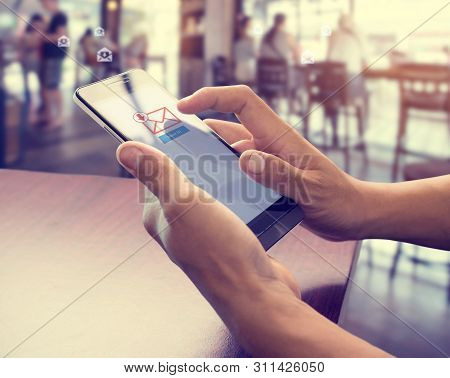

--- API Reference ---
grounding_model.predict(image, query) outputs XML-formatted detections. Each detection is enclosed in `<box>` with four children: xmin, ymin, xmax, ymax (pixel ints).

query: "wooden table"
<box><xmin>364</xmin><ymin>66</ymin><xmax>450</xmax><ymax>81</ymax></box>
<box><xmin>364</xmin><ymin>67</ymin><xmax>405</xmax><ymax>80</ymax></box>
<box><xmin>0</xmin><ymin>170</ymin><xmax>360</xmax><ymax>357</ymax></box>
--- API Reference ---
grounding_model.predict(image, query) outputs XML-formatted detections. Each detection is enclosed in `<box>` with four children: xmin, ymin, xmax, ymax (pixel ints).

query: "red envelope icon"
<box><xmin>144</xmin><ymin>107</ymin><xmax>181</xmax><ymax>134</ymax></box>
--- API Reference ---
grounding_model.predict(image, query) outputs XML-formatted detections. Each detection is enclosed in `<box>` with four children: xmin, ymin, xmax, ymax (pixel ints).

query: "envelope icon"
<box><xmin>145</xmin><ymin>107</ymin><xmax>181</xmax><ymax>134</ymax></box>
<box><xmin>97</xmin><ymin>47</ymin><xmax>113</xmax><ymax>63</ymax></box>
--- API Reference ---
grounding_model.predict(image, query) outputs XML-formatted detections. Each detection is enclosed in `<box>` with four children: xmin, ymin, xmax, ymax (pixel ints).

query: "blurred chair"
<box><xmin>301</xmin><ymin>62</ymin><xmax>367</xmax><ymax>173</ymax></box>
<box><xmin>403</xmin><ymin>159</ymin><xmax>450</xmax><ymax>181</ymax></box>
<box><xmin>212</xmin><ymin>56</ymin><xmax>234</xmax><ymax>87</ymax></box>
<box><xmin>392</xmin><ymin>63</ymin><xmax>450</xmax><ymax>181</ymax></box>
<box><xmin>256</xmin><ymin>58</ymin><xmax>289</xmax><ymax>111</ymax></box>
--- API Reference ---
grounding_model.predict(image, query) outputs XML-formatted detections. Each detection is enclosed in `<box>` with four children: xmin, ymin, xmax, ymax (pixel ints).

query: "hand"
<box><xmin>114</xmin><ymin>116</ymin><xmax>391</xmax><ymax>358</ymax></box>
<box><xmin>178</xmin><ymin>85</ymin><xmax>368</xmax><ymax>241</ymax></box>
<box><xmin>116</xmin><ymin>141</ymin><xmax>301</xmax><ymax>353</ymax></box>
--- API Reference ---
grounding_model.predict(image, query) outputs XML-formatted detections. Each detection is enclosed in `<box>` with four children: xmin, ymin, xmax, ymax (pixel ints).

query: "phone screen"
<box><xmin>87</xmin><ymin>74</ymin><xmax>281</xmax><ymax>224</ymax></box>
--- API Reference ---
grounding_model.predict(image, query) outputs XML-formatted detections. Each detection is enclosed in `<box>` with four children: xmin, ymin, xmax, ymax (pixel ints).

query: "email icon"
<box><xmin>97</xmin><ymin>47</ymin><xmax>113</xmax><ymax>63</ymax></box>
<box><xmin>142</xmin><ymin>107</ymin><xmax>181</xmax><ymax>134</ymax></box>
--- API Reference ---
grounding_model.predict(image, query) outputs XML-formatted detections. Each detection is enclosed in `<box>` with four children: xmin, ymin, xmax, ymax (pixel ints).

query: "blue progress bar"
<box><xmin>158</xmin><ymin>126</ymin><xmax>189</xmax><ymax>144</ymax></box>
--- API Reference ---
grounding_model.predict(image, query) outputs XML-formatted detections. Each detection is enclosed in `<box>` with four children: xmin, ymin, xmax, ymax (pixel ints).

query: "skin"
<box><xmin>116</xmin><ymin>85</ymin><xmax>449</xmax><ymax>357</ymax></box>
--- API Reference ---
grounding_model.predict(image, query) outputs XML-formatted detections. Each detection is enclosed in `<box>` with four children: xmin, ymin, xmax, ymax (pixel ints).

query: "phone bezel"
<box><xmin>74</xmin><ymin>69</ymin><xmax>304</xmax><ymax>250</ymax></box>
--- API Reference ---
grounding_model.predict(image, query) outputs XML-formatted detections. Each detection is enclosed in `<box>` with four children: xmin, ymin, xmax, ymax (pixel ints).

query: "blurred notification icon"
<box><xmin>321</xmin><ymin>25</ymin><xmax>332</xmax><ymax>37</ymax></box>
<box><xmin>133</xmin><ymin>112</ymin><xmax>148</xmax><ymax>123</ymax></box>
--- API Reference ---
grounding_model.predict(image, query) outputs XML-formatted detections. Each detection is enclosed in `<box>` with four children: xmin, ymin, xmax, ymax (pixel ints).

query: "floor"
<box><xmin>4</xmin><ymin>77</ymin><xmax>450</xmax><ymax>357</ymax></box>
<box><xmin>340</xmin><ymin>240</ymin><xmax>450</xmax><ymax>357</ymax></box>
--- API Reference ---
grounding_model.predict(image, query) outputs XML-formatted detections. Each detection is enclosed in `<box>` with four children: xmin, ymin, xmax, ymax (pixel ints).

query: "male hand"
<box><xmin>115</xmin><ymin>103</ymin><xmax>391</xmax><ymax>358</ymax></box>
<box><xmin>178</xmin><ymin>85</ymin><xmax>368</xmax><ymax>241</ymax></box>
<box><xmin>116</xmin><ymin>142</ymin><xmax>300</xmax><ymax>351</ymax></box>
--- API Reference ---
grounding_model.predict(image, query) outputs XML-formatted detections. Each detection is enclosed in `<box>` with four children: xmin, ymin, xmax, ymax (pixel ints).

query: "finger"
<box><xmin>116</xmin><ymin>141</ymin><xmax>194</xmax><ymax>205</ymax></box>
<box><xmin>239</xmin><ymin>150</ymin><xmax>310</xmax><ymax>205</ymax></box>
<box><xmin>204</xmin><ymin>118</ymin><xmax>252</xmax><ymax>145</ymax></box>
<box><xmin>232</xmin><ymin>139</ymin><xmax>256</xmax><ymax>154</ymax></box>
<box><xmin>178</xmin><ymin>85</ymin><xmax>291</xmax><ymax>139</ymax></box>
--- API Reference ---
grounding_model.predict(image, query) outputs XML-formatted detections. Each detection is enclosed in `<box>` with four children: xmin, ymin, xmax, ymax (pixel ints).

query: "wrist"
<box><xmin>355</xmin><ymin>180</ymin><xmax>393</xmax><ymax>240</ymax></box>
<box><xmin>223</xmin><ymin>278</ymin><xmax>304</xmax><ymax>355</ymax></box>
<box><xmin>182</xmin><ymin>256</ymin><xmax>298</xmax><ymax>338</ymax></box>
<box><xmin>342</xmin><ymin>177</ymin><xmax>376</xmax><ymax>240</ymax></box>
<box><xmin>180</xmin><ymin>251</ymin><xmax>278</xmax><ymax>305</ymax></box>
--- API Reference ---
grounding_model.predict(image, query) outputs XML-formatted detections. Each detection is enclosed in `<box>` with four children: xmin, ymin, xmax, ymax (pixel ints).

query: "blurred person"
<box><xmin>116</xmin><ymin>85</ymin><xmax>450</xmax><ymax>357</ymax></box>
<box><xmin>77</xmin><ymin>28</ymin><xmax>100</xmax><ymax>83</ymax></box>
<box><xmin>327</xmin><ymin>14</ymin><xmax>366</xmax><ymax>75</ymax></box>
<box><xmin>93</xmin><ymin>29</ymin><xmax>119</xmax><ymax>79</ymax></box>
<box><xmin>123</xmin><ymin>33</ymin><xmax>148</xmax><ymax>70</ymax></box>
<box><xmin>260</xmin><ymin>13</ymin><xmax>299</xmax><ymax>64</ymax></box>
<box><xmin>233</xmin><ymin>15</ymin><xmax>257</xmax><ymax>85</ymax></box>
<box><xmin>19</xmin><ymin>13</ymin><xmax>45</xmax><ymax>95</ymax></box>
<box><xmin>19</xmin><ymin>13</ymin><xmax>45</xmax><ymax>126</ymax></box>
<box><xmin>40</xmin><ymin>0</ymin><xmax>69</xmax><ymax>130</ymax></box>
<box><xmin>326</xmin><ymin>14</ymin><xmax>369</xmax><ymax>145</ymax></box>
<box><xmin>259</xmin><ymin>13</ymin><xmax>303</xmax><ymax>113</ymax></box>
<box><xmin>79</xmin><ymin>28</ymin><xmax>97</xmax><ymax>66</ymax></box>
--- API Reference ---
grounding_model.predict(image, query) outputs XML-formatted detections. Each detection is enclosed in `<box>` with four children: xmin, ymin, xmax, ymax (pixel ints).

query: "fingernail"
<box><xmin>117</xmin><ymin>146</ymin><xmax>142</xmax><ymax>173</ymax></box>
<box><xmin>245</xmin><ymin>152</ymin><xmax>265</xmax><ymax>174</ymax></box>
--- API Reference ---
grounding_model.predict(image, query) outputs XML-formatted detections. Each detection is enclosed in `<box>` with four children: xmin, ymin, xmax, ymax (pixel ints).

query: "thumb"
<box><xmin>116</xmin><ymin>141</ymin><xmax>193</xmax><ymax>204</ymax></box>
<box><xmin>239</xmin><ymin>150</ymin><xmax>309</xmax><ymax>205</ymax></box>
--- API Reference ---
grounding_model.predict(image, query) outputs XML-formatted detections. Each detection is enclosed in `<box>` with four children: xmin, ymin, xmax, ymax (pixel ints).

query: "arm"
<box><xmin>360</xmin><ymin>176</ymin><xmax>450</xmax><ymax>250</ymax></box>
<box><xmin>190</xmin><ymin>261</ymin><xmax>389</xmax><ymax>357</ymax></box>
<box><xmin>178</xmin><ymin>86</ymin><xmax>450</xmax><ymax>251</ymax></box>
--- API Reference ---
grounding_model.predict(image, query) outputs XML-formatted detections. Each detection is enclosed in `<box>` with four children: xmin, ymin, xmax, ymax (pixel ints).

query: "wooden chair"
<box><xmin>300</xmin><ymin>62</ymin><xmax>368</xmax><ymax>173</ymax></box>
<box><xmin>392</xmin><ymin>63</ymin><xmax>450</xmax><ymax>181</ymax></box>
<box><xmin>211</xmin><ymin>55</ymin><xmax>234</xmax><ymax>87</ymax></box>
<box><xmin>256</xmin><ymin>58</ymin><xmax>290</xmax><ymax>112</ymax></box>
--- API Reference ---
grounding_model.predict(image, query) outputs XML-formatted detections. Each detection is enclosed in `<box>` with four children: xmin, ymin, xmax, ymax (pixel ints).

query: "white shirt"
<box><xmin>234</xmin><ymin>36</ymin><xmax>256</xmax><ymax>82</ymax></box>
<box><xmin>327</xmin><ymin>29</ymin><xmax>366</xmax><ymax>74</ymax></box>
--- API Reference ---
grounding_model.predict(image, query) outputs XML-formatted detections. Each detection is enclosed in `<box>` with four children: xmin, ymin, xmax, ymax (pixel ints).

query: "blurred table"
<box><xmin>364</xmin><ymin>67</ymin><xmax>405</xmax><ymax>80</ymax></box>
<box><xmin>0</xmin><ymin>170</ymin><xmax>360</xmax><ymax>357</ymax></box>
<box><xmin>364</xmin><ymin>65</ymin><xmax>450</xmax><ymax>81</ymax></box>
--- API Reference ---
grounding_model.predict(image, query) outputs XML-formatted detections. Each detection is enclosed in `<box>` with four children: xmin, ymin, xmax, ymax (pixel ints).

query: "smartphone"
<box><xmin>74</xmin><ymin>69</ymin><xmax>303</xmax><ymax>250</ymax></box>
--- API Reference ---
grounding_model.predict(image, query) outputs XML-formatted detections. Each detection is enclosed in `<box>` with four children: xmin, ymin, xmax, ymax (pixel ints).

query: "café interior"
<box><xmin>0</xmin><ymin>0</ymin><xmax>449</xmax><ymax>357</ymax></box>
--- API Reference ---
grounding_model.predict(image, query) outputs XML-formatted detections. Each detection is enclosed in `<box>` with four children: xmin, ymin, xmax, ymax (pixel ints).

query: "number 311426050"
<box><xmin>253</xmin><ymin>361</ymin><xmax>325</xmax><ymax>373</ymax></box>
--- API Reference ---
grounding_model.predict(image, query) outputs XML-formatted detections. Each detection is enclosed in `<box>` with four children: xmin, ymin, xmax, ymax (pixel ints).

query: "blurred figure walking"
<box><xmin>93</xmin><ymin>29</ymin><xmax>119</xmax><ymax>79</ymax></box>
<box><xmin>77</xmin><ymin>28</ymin><xmax>98</xmax><ymax>83</ymax></box>
<box><xmin>233</xmin><ymin>15</ymin><xmax>257</xmax><ymax>86</ymax></box>
<box><xmin>19</xmin><ymin>13</ymin><xmax>45</xmax><ymax>126</ymax></box>
<box><xmin>259</xmin><ymin>14</ymin><xmax>302</xmax><ymax>113</ymax></box>
<box><xmin>40</xmin><ymin>0</ymin><xmax>68</xmax><ymax>130</ymax></box>
<box><xmin>260</xmin><ymin>13</ymin><xmax>299</xmax><ymax>64</ymax></box>
<box><xmin>327</xmin><ymin>14</ymin><xmax>367</xmax><ymax>76</ymax></box>
<box><xmin>79</xmin><ymin>28</ymin><xmax>97</xmax><ymax>67</ymax></box>
<box><xmin>19</xmin><ymin>13</ymin><xmax>45</xmax><ymax>95</ymax></box>
<box><xmin>326</xmin><ymin>14</ymin><xmax>369</xmax><ymax>143</ymax></box>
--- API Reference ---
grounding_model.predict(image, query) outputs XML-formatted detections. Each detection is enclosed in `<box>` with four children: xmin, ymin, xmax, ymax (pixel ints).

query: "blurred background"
<box><xmin>0</xmin><ymin>0</ymin><xmax>449</xmax><ymax>356</ymax></box>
